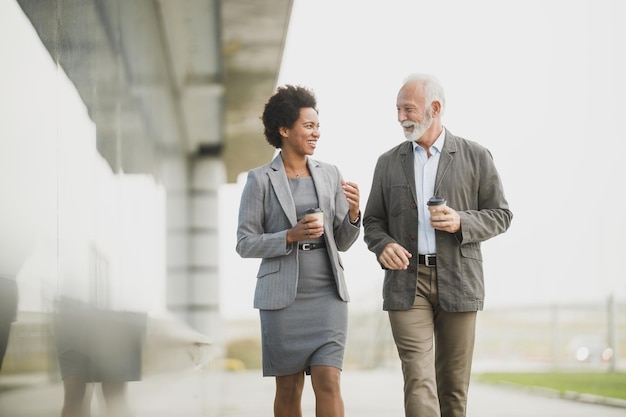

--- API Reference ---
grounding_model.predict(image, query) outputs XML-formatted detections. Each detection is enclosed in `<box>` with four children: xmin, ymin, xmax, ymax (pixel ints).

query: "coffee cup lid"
<box><xmin>305</xmin><ymin>208</ymin><xmax>323</xmax><ymax>214</ymax></box>
<box><xmin>427</xmin><ymin>196</ymin><xmax>446</xmax><ymax>206</ymax></box>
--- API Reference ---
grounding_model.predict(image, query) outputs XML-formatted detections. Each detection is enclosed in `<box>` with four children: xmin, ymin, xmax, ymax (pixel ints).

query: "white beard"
<box><xmin>402</xmin><ymin>108</ymin><xmax>432</xmax><ymax>142</ymax></box>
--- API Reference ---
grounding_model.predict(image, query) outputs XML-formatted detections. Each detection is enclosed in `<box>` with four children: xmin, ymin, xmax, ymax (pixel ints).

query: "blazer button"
<box><xmin>410</xmin><ymin>202</ymin><xmax>417</xmax><ymax>209</ymax></box>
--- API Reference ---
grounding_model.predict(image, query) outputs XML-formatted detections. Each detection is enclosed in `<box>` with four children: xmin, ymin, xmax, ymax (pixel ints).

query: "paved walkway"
<box><xmin>1</xmin><ymin>367</ymin><xmax>625</xmax><ymax>417</ymax></box>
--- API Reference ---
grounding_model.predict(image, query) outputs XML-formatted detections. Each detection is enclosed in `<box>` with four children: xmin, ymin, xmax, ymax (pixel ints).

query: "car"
<box><xmin>567</xmin><ymin>334</ymin><xmax>614</xmax><ymax>363</ymax></box>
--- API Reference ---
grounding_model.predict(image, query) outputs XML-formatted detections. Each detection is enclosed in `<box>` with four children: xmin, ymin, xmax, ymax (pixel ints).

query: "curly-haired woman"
<box><xmin>236</xmin><ymin>85</ymin><xmax>361</xmax><ymax>417</ymax></box>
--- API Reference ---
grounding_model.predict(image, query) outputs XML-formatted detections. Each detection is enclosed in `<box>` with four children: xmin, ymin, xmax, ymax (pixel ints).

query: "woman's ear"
<box><xmin>279</xmin><ymin>126</ymin><xmax>289</xmax><ymax>138</ymax></box>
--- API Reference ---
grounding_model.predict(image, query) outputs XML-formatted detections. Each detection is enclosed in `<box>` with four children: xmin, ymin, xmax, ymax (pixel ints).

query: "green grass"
<box><xmin>474</xmin><ymin>372</ymin><xmax>626</xmax><ymax>400</ymax></box>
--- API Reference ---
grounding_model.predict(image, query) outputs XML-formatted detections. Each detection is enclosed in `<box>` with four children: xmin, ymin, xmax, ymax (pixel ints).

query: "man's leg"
<box><xmin>388</xmin><ymin>266</ymin><xmax>440</xmax><ymax>417</ymax></box>
<box><xmin>434</xmin><ymin>308</ymin><xmax>477</xmax><ymax>417</ymax></box>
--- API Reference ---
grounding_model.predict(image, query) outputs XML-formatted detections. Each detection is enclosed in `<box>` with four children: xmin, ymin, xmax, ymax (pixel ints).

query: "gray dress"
<box><xmin>259</xmin><ymin>177</ymin><xmax>348</xmax><ymax>376</ymax></box>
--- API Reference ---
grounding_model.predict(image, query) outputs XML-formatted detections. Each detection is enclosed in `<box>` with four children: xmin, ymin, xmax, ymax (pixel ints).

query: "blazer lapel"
<box><xmin>308</xmin><ymin>158</ymin><xmax>329</xmax><ymax>212</ymax></box>
<box><xmin>268</xmin><ymin>153</ymin><xmax>298</xmax><ymax>226</ymax></box>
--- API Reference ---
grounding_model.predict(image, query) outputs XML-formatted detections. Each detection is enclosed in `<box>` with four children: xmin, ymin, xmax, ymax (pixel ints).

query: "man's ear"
<box><xmin>431</xmin><ymin>101</ymin><xmax>442</xmax><ymax>118</ymax></box>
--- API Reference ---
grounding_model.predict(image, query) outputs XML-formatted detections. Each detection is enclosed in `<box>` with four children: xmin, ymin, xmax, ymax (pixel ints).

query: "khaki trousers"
<box><xmin>388</xmin><ymin>265</ymin><xmax>477</xmax><ymax>417</ymax></box>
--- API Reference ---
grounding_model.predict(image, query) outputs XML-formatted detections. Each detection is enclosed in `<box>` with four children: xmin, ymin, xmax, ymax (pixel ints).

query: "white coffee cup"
<box><xmin>304</xmin><ymin>208</ymin><xmax>324</xmax><ymax>227</ymax></box>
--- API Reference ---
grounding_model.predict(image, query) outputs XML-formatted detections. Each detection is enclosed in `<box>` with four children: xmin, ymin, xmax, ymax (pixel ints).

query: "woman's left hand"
<box><xmin>341</xmin><ymin>180</ymin><xmax>360</xmax><ymax>222</ymax></box>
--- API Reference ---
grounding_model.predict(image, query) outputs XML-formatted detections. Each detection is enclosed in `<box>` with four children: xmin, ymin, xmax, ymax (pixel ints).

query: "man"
<box><xmin>363</xmin><ymin>73</ymin><xmax>512</xmax><ymax>417</ymax></box>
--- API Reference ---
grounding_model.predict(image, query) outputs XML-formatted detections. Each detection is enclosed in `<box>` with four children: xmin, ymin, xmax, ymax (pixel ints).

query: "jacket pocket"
<box><xmin>460</xmin><ymin>242</ymin><xmax>482</xmax><ymax>262</ymax></box>
<box><xmin>257</xmin><ymin>258</ymin><xmax>280</xmax><ymax>279</ymax></box>
<box><xmin>387</xmin><ymin>184</ymin><xmax>413</xmax><ymax>216</ymax></box>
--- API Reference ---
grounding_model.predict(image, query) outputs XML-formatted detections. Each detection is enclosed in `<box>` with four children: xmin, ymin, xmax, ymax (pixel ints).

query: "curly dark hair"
<box><xmin>261</xmin><ymin>85</ymin><xmax>317</xmax><ymax>149</ymax></box>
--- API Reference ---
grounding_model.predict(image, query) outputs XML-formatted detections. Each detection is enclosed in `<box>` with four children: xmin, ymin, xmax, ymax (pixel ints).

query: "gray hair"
<box><xmin>403</xmin><ymin>73</ymin><xmax>446</xmax><ymax>115</ymax></box>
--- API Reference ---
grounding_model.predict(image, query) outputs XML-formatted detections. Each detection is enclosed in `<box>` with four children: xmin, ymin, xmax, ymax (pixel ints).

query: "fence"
<box><xmin>345</xmin><ymin>296</ymin><xmax>625</xmax><ymax>372</ymax></box>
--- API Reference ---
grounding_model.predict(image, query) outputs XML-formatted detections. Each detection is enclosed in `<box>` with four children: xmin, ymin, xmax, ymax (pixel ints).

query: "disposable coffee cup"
<box><xmin>427</xmin><ymin>196</ymin><xmax>446</xmax><ymax>216</ymax></box>
<box><xmin>304</xmin><ymin>208</ymin><xmax>324</xmax><ymax>227</ymax></box>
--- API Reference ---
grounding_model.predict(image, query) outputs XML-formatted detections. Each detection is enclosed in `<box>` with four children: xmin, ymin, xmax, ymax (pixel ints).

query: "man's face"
<box><xmin>401</xmin><ymin>106</ymin><xmax>432</xmax><ymax>142</ymax></box>
<box><xmin>396</xmin><ymin>82</ymin><xmax>432</xmax><ymax>142</ymax></box>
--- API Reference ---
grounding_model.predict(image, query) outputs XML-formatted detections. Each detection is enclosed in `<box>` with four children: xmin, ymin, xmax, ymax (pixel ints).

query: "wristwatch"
<box><xmin>349</xmin><ymin>213</ymin><xmax>361</xmax><ymax>226</ymax></box>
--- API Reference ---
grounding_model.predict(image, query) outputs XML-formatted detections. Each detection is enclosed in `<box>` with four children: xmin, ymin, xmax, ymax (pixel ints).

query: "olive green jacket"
<box><xmin>363</xmin><ymin>130</ymin><xmax>513</xmax><ymax>312</ymax></box>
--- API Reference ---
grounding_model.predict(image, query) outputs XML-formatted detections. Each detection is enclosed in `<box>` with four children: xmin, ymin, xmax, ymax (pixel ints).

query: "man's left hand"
<box><xmin>430</xmin><ymin>206</ymin><xmax>461</xmax><ymax>233</ymax></box>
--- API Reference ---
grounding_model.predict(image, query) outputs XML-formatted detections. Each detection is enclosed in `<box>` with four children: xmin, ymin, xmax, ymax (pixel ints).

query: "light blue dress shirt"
<box><xmin>413</xmin><ymin>128</ymin><xmax>446</xmax><ymax>255</ymax></box>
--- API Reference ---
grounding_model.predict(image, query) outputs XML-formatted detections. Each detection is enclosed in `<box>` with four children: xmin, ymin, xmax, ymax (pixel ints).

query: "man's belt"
<box><xmin>418</xmin><ymin>254</ymin><xmax>437</xmax><ymax>267</ymax></box>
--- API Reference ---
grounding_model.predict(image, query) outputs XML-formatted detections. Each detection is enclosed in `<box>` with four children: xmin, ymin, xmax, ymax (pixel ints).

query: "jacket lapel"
<box><xmin>268</xmin><ymin>153</ymin><xmax>298</xmax><ymax>226</ymax></box>
<box><xmin>308</xmin><ymin>158</ymin><xmax>328</xmax><ymax>212</ymax></box>
<box><xmin>435</xmin><ymin>129</ymin><xmax>456</xmax><ymax>195</ymax></box>
<box><xmin>400</xmin><ymin>142</ymin><xmax>418</xmax><ymax>204</ymax></box>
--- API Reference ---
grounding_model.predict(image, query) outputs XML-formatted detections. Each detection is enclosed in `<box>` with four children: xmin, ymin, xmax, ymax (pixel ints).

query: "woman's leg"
<box><xmin>102</xmin><ymin>381</ymin><xmax>131</xmax><ymax>417</ymax></box>
<box><xmin>274</xmin><ymin>372</ymin><xmax>305</xmax><ymax>417</ymax></box>
<box><xmin>310</xmin><ymin>366</ymin><xmax>344</xmax><ymax>417</ymax></box>
<box><xmin>61</xmin><ymin>375</ymin><xmax>92</xmax><ymax>417</ymax></box>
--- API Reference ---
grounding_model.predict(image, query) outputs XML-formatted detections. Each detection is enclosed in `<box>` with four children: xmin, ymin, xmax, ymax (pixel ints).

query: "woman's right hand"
<box><xmin>286</xmin><ymin>217</ymin><xmax>324</xmax><ymax>243</ymax></box>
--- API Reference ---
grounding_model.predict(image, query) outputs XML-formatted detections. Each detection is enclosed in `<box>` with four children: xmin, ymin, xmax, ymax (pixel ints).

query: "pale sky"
<box><xmin>3</xmin><ymin>0</ymin><xmax>623</xmax><ymax>321</ymax></box>
<box><xmin>220</xmin><ymin>0</ymin><xmax>626</xmax><ymax>319</ymax></box>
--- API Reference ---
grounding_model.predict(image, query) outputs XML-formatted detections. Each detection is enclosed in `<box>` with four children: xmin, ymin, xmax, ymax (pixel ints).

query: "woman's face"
<box><xmin>281</xmin><ymin>107</ymin><xmax>320</xmax><ymax>155</ymax></box>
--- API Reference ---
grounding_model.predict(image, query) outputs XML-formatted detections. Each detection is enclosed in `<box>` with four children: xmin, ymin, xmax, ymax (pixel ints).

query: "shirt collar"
<box><xmin>412</xmin><ymin>127</ymin><xmax>446</xmax><ymax>154</ymax></box>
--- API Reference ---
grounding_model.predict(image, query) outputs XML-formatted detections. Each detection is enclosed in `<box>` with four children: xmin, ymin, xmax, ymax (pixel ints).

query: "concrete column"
<box><xmin>160</xmin><ymin>153</ymin><xmax>225</xmax><ymax>342</ymax></box>
<box><xmin>161</xmin><ymin>155</ymin><xmax>191</xmax><ymax>325</ymax></box>
<box><xmin>188</xmin><ymin>156</ymin><xmax>225</xmax><ymax>337</ymax></box>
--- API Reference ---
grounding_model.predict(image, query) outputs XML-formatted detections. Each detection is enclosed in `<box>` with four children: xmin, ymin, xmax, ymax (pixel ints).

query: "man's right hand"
<box><xmin>378</xmin><ymin>243</ymin><xmax>412</xmax><ymax>270</ymax></box>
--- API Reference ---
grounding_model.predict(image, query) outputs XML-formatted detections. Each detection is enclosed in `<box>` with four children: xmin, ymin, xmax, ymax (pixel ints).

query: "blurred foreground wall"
<box><xmin>1</xmin><ymin>0</ymin><xmax>293</xmax><ymax>381</ymax></box>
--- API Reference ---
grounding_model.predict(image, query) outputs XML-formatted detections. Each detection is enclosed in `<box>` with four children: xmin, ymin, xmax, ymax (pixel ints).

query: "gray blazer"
<box><xmin>363</xmin><ymin>129</ymin><xmax>513</xmax><ymax>312</ymax></box>
<box><xmin>236</xmin><ymin>153</ymin><xmax>360</xmax><ymax>310</ymax></box>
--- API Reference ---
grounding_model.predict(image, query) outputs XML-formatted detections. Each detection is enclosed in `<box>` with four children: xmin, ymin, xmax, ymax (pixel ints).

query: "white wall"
<box><xmin>0</xmin><ymin>0</ymin><xmax>167</xmax><ymax>314</ymax></box>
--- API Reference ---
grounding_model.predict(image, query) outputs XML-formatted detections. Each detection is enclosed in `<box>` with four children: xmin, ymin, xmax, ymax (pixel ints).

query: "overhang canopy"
<box><xmin>17</xmin><ymin>0</ymin><xmax>292</xmax><ymax>183</ymax></box>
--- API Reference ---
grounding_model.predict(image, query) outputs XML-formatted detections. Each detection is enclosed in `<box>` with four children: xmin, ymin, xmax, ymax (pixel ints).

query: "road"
<box><xmin>2</xmin><ymin>367</ymin><xmax>625</xmax><ymax>416</ymax></box>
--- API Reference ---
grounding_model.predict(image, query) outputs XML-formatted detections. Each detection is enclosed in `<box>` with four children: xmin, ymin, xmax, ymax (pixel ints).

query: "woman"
<box><xmin>236</xmin><ymin>85</ymin><xmax>361</xmax><ymax>417</ymax></box>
